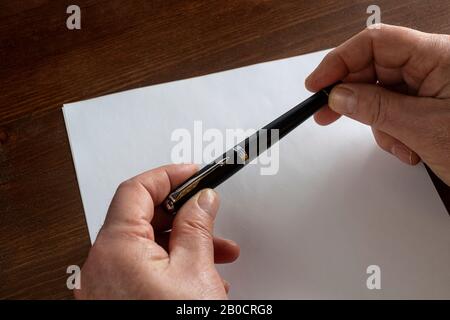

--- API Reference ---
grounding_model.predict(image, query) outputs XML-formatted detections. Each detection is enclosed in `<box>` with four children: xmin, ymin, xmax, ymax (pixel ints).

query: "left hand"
<box><xmin>74</xmin><ymin>164</ymin><xmax>240</xmax><ymax>299</ymax></box>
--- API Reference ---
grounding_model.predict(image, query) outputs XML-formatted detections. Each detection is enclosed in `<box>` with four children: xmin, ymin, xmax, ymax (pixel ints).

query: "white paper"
<box><xmin>63</xmin><ymin>49</ymin><xmax>450</xmax><ymax>299</ymax></box>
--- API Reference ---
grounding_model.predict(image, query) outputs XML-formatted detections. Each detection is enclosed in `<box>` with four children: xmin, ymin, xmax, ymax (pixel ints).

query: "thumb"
<box><xmin>328</xmin><ymin>83</ymin><xmax>431</xmax><ymax>146</ymax></box>
<box><xmin>168</xmin><ymin>189</ymin><xmax>219</xmax><ymax>266</ymax></box>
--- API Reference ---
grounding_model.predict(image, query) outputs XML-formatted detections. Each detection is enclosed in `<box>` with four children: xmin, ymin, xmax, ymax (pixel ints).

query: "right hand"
<box><xmin>306</xmin><ymin>24</ymin><xmax>450</xmax><ymax>186</ymax></box>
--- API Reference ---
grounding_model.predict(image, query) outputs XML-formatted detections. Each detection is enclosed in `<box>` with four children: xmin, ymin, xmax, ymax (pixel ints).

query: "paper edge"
<box><xmin>62</xmin><ymin>106</ymin><xmax>95</xmax><ymax>244</ymax></box>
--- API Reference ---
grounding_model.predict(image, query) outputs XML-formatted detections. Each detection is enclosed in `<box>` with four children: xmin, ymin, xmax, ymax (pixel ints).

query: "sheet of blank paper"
<box><xmin>63</xmin><ymin>49</ymin><xmax>450</xmax><ymax>299</ymax></box>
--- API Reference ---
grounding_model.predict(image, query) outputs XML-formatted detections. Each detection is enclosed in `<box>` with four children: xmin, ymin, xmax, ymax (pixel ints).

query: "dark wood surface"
<box><xmin>1</xmin><ymin>0</ymin><xmax>449</xmax><ymax>299</ymax></box>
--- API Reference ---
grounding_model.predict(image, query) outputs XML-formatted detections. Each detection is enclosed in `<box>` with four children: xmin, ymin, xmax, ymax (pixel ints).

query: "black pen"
<box><xmin>163</xmin><ymin>83</ymin><xmax>339</xmax><ymax>214</ymax></box>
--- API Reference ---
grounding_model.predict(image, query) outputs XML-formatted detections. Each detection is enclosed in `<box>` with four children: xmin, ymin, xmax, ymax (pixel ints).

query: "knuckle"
<box><xmin>368</xmin><ymin>89</ymin><xmax>389</xmax><ymax>127</ymax></box>
<box><xmin>364</xmin><ymin>23</ymin><xmax>386</xmax><ymax>38</ymax></box>
<box><xmin>119</xmin><ymin>224</ymin><xmax>153</xmax><ymax>240</ymax></box>
<box><xmin>372</xmin><ymin>133</ymin><xmax>391</xmax><ymax>152</ymax></box>
<box><xmin>428</xmin><ymin>111</ymin><xmax>450</xmax><ymax>147</ymax></box>
<box><xmin>428</xmin><ymin>34</ymin><xmax>449</xmax><ymax>54</ymax></box>
<box><xmin>117</xmin><ymin>179</ymin><xmax>140</xmax><ymax>193</ymax></box>
<box><xmin>426</xmin><ymin>34</ymin><xmax>450</xmax><ymax>68</ymax></box>
<box><xmin>180</xmin><ymin>217</ymin><xmax>213</xmax><ymax>240</ymax></box>
<box><xmin>409</xmin><ymin>102</ymin><xmax>450</xmax><ymax>156</ymax></box>
<box><xmin>116</xmin><ymin>178</ymin><xmax>152</xmax><ymax>198</ymax></box>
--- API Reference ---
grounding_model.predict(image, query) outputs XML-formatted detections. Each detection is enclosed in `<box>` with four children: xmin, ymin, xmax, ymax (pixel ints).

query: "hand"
<box><xmin>74</xmin><ymin>164</ymin><xmax>240</xmax><ymax>299</ymax></box>
<box><xmin>306</xmin><ymin>24</ymin><xmax>450</xmax><ymax>185</ymax></box>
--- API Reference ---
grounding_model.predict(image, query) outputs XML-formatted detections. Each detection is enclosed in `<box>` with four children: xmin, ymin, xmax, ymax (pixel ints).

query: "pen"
<box><xmin>163</xmin><ymin>82</ymin><xmax>339</xmax><ymax>214</ymax></box>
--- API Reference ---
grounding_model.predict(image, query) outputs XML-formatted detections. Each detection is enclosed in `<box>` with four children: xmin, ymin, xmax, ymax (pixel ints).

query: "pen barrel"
<box><xmin>262</xmin><ymin>85</ymin><xmax>332</xmax><ymax>141</ymax></box>
<box><xmin>164</xmin><ymin>129</ymin><xmax>276</xmax><ymax>213</ymax></box>
<box><xmin>163</xmin><ymin>83</ymin><xmax>337</xmax><ymax>214</ymax></box>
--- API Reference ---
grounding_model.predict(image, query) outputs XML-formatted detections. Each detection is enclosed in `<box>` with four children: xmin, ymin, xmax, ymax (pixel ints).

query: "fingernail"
<box><xmin>197</xmin><ymin>189</ymin><xmax>218</xmax><ymax>217</ymax></box>
<box><xmin>391</xmin><ymin>144</ymin><xmax>413</xmax><ymax>165</ymax></box>
<box><xmin>329</xmin><ymin>86</ymin><xmax>356</xmax><ymax>115</ymax></box>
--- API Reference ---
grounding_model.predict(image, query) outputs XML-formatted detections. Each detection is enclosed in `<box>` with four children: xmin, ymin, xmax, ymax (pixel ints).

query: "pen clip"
<box><xmin>168</xmin><ymin>157</ymin><xmax>229</xmax><ymax>204</ymax></box>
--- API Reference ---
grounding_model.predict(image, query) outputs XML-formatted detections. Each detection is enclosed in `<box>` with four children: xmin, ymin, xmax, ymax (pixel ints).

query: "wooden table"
<box><xmin>1</xmin><ymin>0</ymin><xmax>449</xmax><ymax>299</ymax></box>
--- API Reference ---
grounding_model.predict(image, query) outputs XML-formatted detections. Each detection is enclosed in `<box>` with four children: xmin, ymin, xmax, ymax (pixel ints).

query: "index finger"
<box><xmin>305</xmin><ymin>24</ymin><xmax>434</xmax><ymax>92</ymax></box>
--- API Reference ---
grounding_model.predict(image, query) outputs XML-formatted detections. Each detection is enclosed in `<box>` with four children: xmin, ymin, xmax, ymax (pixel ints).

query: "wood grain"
<box><xmin>1</xmin><ymin>0</ymin><xmax>449</xmax><ymax>299</ymax></box>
